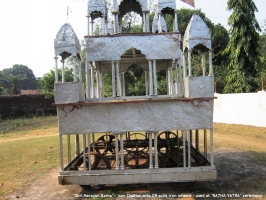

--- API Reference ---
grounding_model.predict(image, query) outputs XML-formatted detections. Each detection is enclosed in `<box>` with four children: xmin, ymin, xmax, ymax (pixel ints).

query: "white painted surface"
<box><xmin>54</xmin><ymin>82</ymin><xmax>85</xmax><ymax>104</ymax></box>
<box><xmin>184</xmin><ymin>76</ymin><xmax>214</xmax><ymax>98</ymax></box>
<box><xmin>214</xmin><ymin>91</ymin><xmax>266</xmax><ymax>127</ymax></box>
<box><xmin>57</xmin><ymin>99</ymin><xmax>214</xmax><ymax>134</ymax></box>
<box><xmin>86</xmin><ymin>34</ymin><xmax>181</xmax><ymax>61</ymax></box>
<box><xmin>183</xmin><ymin>15</ymin><xmax>211</xmax><ymax>51</ymax></box>
<box><xmin>54</xmin><ymin>23</ymin><xmax>81</xmax><ymax>57</ymax></box>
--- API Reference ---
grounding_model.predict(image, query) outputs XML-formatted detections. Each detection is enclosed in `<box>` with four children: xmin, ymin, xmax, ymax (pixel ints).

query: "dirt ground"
<box><xmin>3</xmin><ymin>147</ymin><xmax>266</xmax><ymax>200</ymax></box>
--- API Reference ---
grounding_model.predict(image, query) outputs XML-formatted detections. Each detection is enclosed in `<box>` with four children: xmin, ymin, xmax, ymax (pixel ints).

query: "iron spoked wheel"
<box><xmin>163</xmin><ymin>148</ymin><xmax>184</xmax><ymax>168</ymax></box>
<box><xmin>124</xmin><ymin>133</ymin><xmax>149</xmax><ymax>169</ymax></box>
<box><xmin>162</xmin><ymin>148</ymin><xmax>204</xmax><ymax>168</ymax></box>
<box><xmin>72</xmin><ymin>152</ymin><xmax>111</xmax><ymax>190</ymax></box>
<box><xmin>157</xmin><ymin>131</ymin><xmax>178</xmax><ymax>161</ymax></box>
<box><xmin>96</xmin><ymin>134</ymin><xmax>118</xmax><ymax>155</ymax></box>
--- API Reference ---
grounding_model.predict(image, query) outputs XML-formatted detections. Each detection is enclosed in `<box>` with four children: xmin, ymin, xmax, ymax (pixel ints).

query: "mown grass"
<box><xmin>0</xmin><ymin>117</ymin><xmax>265</xmax><ymax>196</ymax></box>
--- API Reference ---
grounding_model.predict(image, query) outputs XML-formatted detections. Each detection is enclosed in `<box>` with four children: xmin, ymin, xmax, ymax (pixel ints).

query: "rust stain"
<box><xmin>60</xmin><ymin>105</ymin><xmax>83</xmax><ymax>117</ymax></box>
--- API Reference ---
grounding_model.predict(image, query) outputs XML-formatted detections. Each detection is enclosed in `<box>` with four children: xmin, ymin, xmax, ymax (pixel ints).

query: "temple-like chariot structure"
<box><xmin>53</xmin><ymin>0</ymin><xmax>216</xmax><ymax>188</ymax></box>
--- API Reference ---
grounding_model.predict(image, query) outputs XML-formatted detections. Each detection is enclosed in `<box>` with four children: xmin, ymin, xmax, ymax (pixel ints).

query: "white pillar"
<box><xmin>143</xmin><ymin>12</ymin><xmax>146</xmax><ymax>32</ymax></box>
<box><xmin>61</xmin><ymin>59</ymin><xmax>65</xmax><ymax>83</ymax></box>
<box><xmin>148</xmin><ymin>60</ymin><xmax>153</xmax><ymax>95</ymax></box>
<box><xmin>209</xmin><ymin>50</ymin><xmax>214</xmax><ymax>76</ymax></box>
<box><xmin>154</xmin><ymin>132</ymin><xmax>159</xmax><ymax>169</ymax></box>
<box><xmin>85</xmin><ymin>61</ymin><xmax>90</xmax><ymax>98</ymax></box>
<box><xmin>202</xmin><ymin>52</ymin><xmax>206</xmax><ymax>76</ymax></box>
<box><xmin>145</xmin><ymin>71</ymin><xmax>149</xmax><ymax>96</ymax></box>
<box><xmin>188</xmin><ymin>50</ymin><xmax>192</xmax><ymax>77</ymax></box>
<box><xmin>121</xmin><ymin>72</ymin><xmax>125</xmax><ymax>97</ymax></box>
<box><xmin>210</xmin><ymin>129</ymin><xmax>214</xmax><ymax>166</ymax></box>
<box><xmin>168</xmin><ymin>67</ymin><xmax>173</xmax><ymax>95</ymax></box>
<box><xmin>113</xmin><ymin>13</ymin><xmax>118</xmax><ymax>34</ymax></box>
<box><xmin>116</xmin><ymin>62</ymin><xmax>121</xmax><ymax>97</ymax></box>
<box><xmin>175</xmin><ymin>62</ymin><xmax>179</xmax><ymax>94</ymax></box>
<box><xmin>182</xmin><ymin>53</ymin><xmax>187</xmax><ymax>78</ymax></box>
<box><xmin>73</xmin><ymin>56</ymin><xmax>77</xmax><ymax>82</ymax></box>
<box><xmin>54</xmin><ymin>56</ymin><xmax>58</xmax><ymax>83</ymax></box>
<box><xmin>182</xmin><ymin>130</ymin><xmax>186</xmax><ymax>168</ymax></box>
<box><xmin>147</xmin><ymin>132</ymin><xmax>153</xmax><ymax>169</ymax></box>
<box><xmin>90</xmin><ymin>64</ymin><xmax>94</xmax><ymax>98</ymax></box>
<box><xmin>174</xmin><ymin>13</ymin><xmax>178</xmax><ymax>32</ymax></box>
<box><xmin>91</xmin><ymin>21</ymin><xmax>94</xmax><ymax>36</ymax></box>
<box><xmin>96</xmin><ymin>70</ymin><xmax>100</xmax><ymax>98</ymax></box>
<box><xmin>78</xmin><ymin>60</ymin><xmax>82</xmax><ymax>81</ymax></box>
<box><xmin>153</xmin><ymin>59</ymin><xmax>158</xmax><ymax>95</ymax></box>
<box><xmin>120</xmin><ymin>133</ymin><xmax>125</xmax><ymax>170</ymax></box>
<box><xmin>146</xmin><ymin>13</ymin><xmax>149</xmax><ymax>32</ymax></box>
<box><xmin>87</xmin><ymin>15</ymin><xmax>90</xmax><ymax>36</ymax></box>
<box><xmin>114</xmin><ymin>134</ymin><xmax>119</xmax><ymax>170</ymax></box>
<box><xmin>158</xmin><ymin>13</ymin><xmax>162</xmax><ymax>33</ymax></box>
<box><xmin>112</xmin><ymin>61</ymin><xmax>116</xmax><ymax>97</ymax></box>
<box><xmin>187</xmin><ymin>130</ymin><xmax>191</xmax><ymax>167</ymax></box>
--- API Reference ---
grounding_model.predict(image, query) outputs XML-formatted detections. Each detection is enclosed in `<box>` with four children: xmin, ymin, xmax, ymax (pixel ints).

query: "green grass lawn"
<box><xmin>0</xmin><ymin>117</ymin><xmax>265</xmax><ymax>196</ymax></box>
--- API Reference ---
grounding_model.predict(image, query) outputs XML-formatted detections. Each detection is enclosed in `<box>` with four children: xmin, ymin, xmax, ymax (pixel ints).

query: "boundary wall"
<box><xmin>214</xmin><ymin>91</ymin><xmax>266</xmax><ymax>128</ymax></box>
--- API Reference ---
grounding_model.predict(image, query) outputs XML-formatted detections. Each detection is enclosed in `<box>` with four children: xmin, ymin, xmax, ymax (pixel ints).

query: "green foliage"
<box><xmin>0</xmin><ymin>64</ymin><xmax>38</xmax><ymax>95</ymax></box>
<box><xmin>223</xmin><ymin>0</ymin><xmax>261</xmax><ymax>93</ymax></box>
<box><xmin>125</xmin><ymin>64</ymin><xmax>146</xmax><ymax>96</ymax></box>
<box><xmin>40</xmin><ymin>67</ymin><xmax>74</xmax><ymax>98</ymax></box>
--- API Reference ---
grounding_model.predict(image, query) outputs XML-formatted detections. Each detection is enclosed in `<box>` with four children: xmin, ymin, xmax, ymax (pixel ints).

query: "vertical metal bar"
<box><xmin>73</xmin><ymin>56</ymin><xmax>77</xmax><ymax>81</ymax></box>
<box><xmin>62</xmin><ymin>60</ymin><xmax>65</xmax><ymax>83</ymax></box>
<box><xmin>177</xmin><ymin>130</ymin><xmax>179</xmax><ymax>147</ymax></box>
<box><xmin>182</xmin><ymin>130</ymin><xmax>186</xmax><ymax>168</ymax></box>
<box><xmin>146</xmin><ymin>13</ymin><xmax>149</xmax><ymax>32</ymax></box>
<box><xmin>148</xmin><ymin>132</ymin><xmax>153</xmax><ymax>169</ymax></box>
<box><xmin>92</xmin><ymin>133</ymin><xmax>95</xmax><ymax>152</ymax></box>
<box><xmin>153</xmin><ymin>59</ymin><xmax>158</xmax><ymax>95</ymax></box>
<box><xmin>121</xmin><ymin>72</ymin><xmax>125</xmax><ymax>97</ymax></box>
<box><xmin>145</xmin><ymin>71</ymin><xmax>149</xmax><ymax>96</ymax></box>
<box><xmin>209</xmin><ymin>50</ymin><xmax>214</xmax><ymax>76</ymax></box>
<box><xmin>202</xmin><ymin>53</ymin><xmax>206</xmax><ymax>76</ymax></box>
<box><xmin>55</xmin><ymin>56</ymin><xmax>58</xmax><ymax>83</ymax></box>
<box><xmin>204</xmin><ymin>129</ymin><xmax>207</xmax><ymax>158</ymax></box>
<box><xmin>187</xmin><ymin>130</ymin><xmax>191</xmax><ymax>167</ymax></box>
<box><xmin>196</xmin><ymin>130</ymin><xmax>199</xmax><ymax>151</ymax></box>
<box><xmin>59</xmin><ymin>134</ymin><xmax>64</xmax><ymax>171</ymax></box>
<box><xmin>116</xmin><ymin>62</ymin><xmax>121</xmax><ymax>97</ymax></box>
<box><xmin>83</xmin><ymin>134</ymin><xmax>86</xmax><ymax>171</ymax></box>
<box><xmin>87</xmin><ymin>133</ymin><xmax>91</xmax><ymax>171</ymax></box>
<box><xmin>75</xmin><ymin>134</ymin><xmax>80</xmax><ymax>156</ymax></box>
<box><xmin>67</xmin><ymin>135</ymin><xmax>71</xmax><ymax>163</ymax></box>
<box><xmin>78</xmin><ymin>60</ymin><xmax>82</xmax><ymax>81</ymax></box>
<box><xmin>112</xmin><ymin>61</ymin><xmax>116</xmax><ymax>97</ymax></box>
<box><xmin>154</xmin><ymin>132</ymin><xmax>159</xmax><ymax>169</ymax></box>
<box><xmin>115</xmin><ymin>134</ymin><xmax>119</xmax><ymax>170</ymax></box>
<box><xmin>96</xmin><ymin>70</ymin><xmax>99</xmax><ymax>98</ymax></box>
<box><xmin>90</xmin><ymin>65</ymin><xmax>94</xmax><ymax>98</ymax></box>
<box><xmin>148</xmin><ymin>60</ymin><xmax>153</xmax><ymax>95</ymax></box>
<box><xmin>189</xmin><ymin>130</ymin><xmax>192</xmax><ymax>145</ymax></box>
<box><xmin>210</xmin><ymin>129</ymin><xmax>214</xmax><ymax>166</ymax></box>
<box><xmin>120</xmin><ymin>133</ymin><xmax>124</xmax><ymax>170</ymax></box>
<box><xmin>86</xmin><ymin>61</ymin><xmax>90</xmax><ymax>98</ymax></box>
<box><xmin>175</xmin><ymin>62</ymin><xmax>178</xmax><ymax>95</ymax></box>
<box><xmin>143</xmin><ymin>12</ymin><xmax>146</xmax><ymax>32</ymax></box>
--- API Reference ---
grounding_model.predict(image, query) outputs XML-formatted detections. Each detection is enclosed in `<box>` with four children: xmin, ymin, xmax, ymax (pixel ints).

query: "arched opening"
<box><xmin>119</xmin><ymin>0</ymin><xmax>143</xmax><ymax>33</ymax></box>
<box><xmin>161</xmin><ymin>7</ymin><xmax>175</xmax><ymax>32</ymax></box>
<box><xmin>121</xmin><ymin>48</ymin><xmax>146</xmax><ymax>96</ymax></box>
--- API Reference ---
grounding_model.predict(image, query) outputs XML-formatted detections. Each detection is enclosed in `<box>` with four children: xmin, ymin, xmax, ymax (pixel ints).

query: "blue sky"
<box><xmin>0</xmin><ymin>0</ymin><xmax>265</xmax><ymax>77</ymax></box>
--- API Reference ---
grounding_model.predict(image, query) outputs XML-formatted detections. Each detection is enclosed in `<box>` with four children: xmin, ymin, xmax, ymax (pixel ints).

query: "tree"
<box><xmin>2</xmin><ymin>64</ymin><xmax>38</xmax><ymax>94</ymax></box>
<box><xmin>40</xmin><ymin>67</ymin><xmax>74</xmax><ymax>98</ymax></box>
<box><xmin>223</xmin><ymin>0</ymin><xmax>261</xmax><ymax>93</ymax></box>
